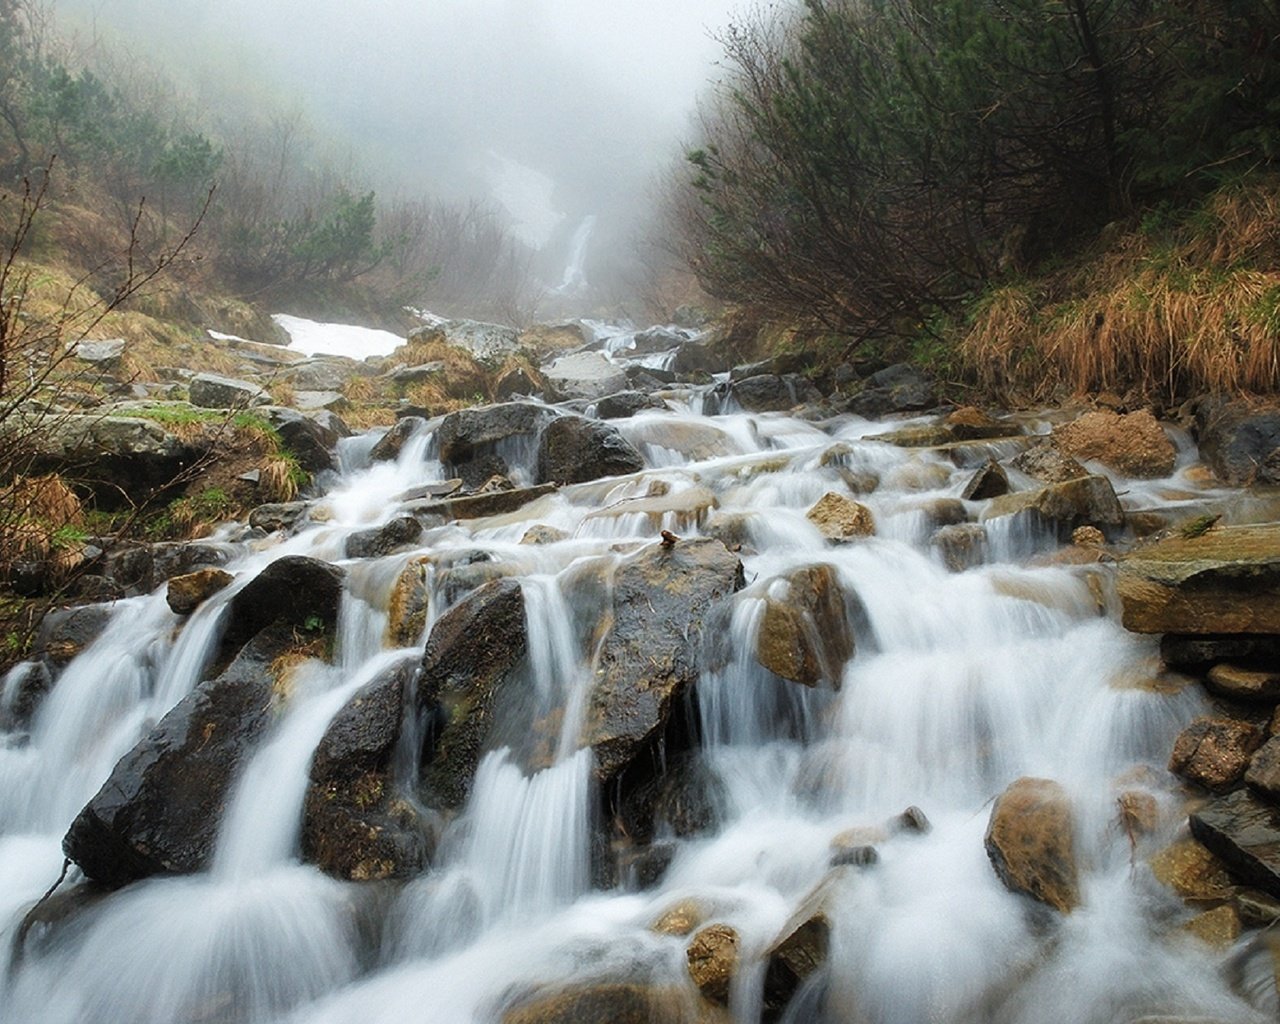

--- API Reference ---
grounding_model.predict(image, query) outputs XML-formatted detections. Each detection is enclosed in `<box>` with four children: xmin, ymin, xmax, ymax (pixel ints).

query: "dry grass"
<box><xmin>259</xmin><ymin>457</ymin><xmax>300</xmax><ymax>503</ymax></box>
<box><xmin>960</xmin><ymin>178</ymin><xmax>1280</xmax><ymax>402</ymax></box>
<box><xmin>0</xmin><ymin>474</ymin><xmax>86</xmax><ymax>575</ymax></box>
<box><xmin>396</xmin><ymin>337</ymin><xmax>491</xmax><ymax>399</ymax></box>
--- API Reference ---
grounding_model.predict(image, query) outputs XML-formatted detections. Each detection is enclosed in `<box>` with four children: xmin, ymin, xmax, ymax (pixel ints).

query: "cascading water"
<box><xmin>0</xmin><ymin>336</ymin><xmax>1272</xmax><ymax>1024</ymax></box>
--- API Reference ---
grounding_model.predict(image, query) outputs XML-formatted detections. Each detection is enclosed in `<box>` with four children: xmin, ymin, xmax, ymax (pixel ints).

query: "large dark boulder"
<box><xmin>584</xmin><ymin>538</ymin><xmax>744</xmax><ymax>781</ymax></box>
<box><xmin>1195</xmin><ymin>399</ymin><xmax>1280</xmax><ymax>486</ymax></box>
<box><xmin>417</xmin><ymin>578</ymin><xmax>529</xmax><ymax>810</ymax></box>
<box><xmin>61</xmin><ymin>624</ymin><xmax>292</xmax><ymax>886</ymax></box>
<box><xmin>301</xmin><ymin>657</ymin><xmax>432</xmax><ymax>880</ymax></box>
<box><xmin>35</xmin><ymin>603</ymin><xmax>114</xmax><ymax>666</ymax></box>
<box><xmin>99</xmin><ymin>540</ymin><xmax>231</xmax><ymax>597</ymax></box>
<box><xmin>436</xmin><ymin>403</ymin><xmax>558</xmax><ymax>487</ymax></box>
<box><xmin>261</xmin><ymin>406</ymin><xmax>344</xmax><ymax>474</ymax></box>
<box><xmin>984</xmin><ymin>777</ymin><xmax>1080</xmax><ymax>914</ymax></box>
<box><xmin>220</xmin><ymin>555</ymin><xmax>345</xmax><ymax>659</ymax></box>
<box><xmin>595</xmin><ymin>391</ymin><xmax>664</xmax><ymax>420</ymax></box>
<box><xmin>535</xmin><ymin>416</ymin><xmax>645</xmax><ymax>485</ymax></box>
<box><xmin>344</xmin><ymin>517</ymin><xmax>423</xmax><ymax>559</ymax></box>
<box><xmin>845</xmin><ymin>363</ymin><xmax>936</xmax><ymax>418</ymax></box>
<box><xmin>369</xmin><ymin>416</ymin><xmax>426</xmax><ymax>463</ymax></box>
<box><xmin>729</xmin><ymin>374</ymin><xmax>821</xmax><ymax>413</ymax></box>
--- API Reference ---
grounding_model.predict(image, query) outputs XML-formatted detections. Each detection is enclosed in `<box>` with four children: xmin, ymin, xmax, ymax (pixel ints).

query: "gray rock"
<box><xmin>220</xmin><ymin>554</ymin><xmax>345</xmax><ymax>659</ymax></box>
<box><xmin>35</xmin><ymin>603</ymin><xmax>114</xmax><ymax>666</ymax></box>
<box><xmin>595</xmin><ymin>391</ymin><xmax>664</xmax><ymax>420</ymax></box>
<box><xmin>535</xmin><ymin>416</ymin><xmax>645</xmax><ymax>485</ymax></box>
<box><xmin>62</xmin><ymin>624</ymin><xmax>296</xmax><ymax>886</ymax></box>
<box><xmin>961</xmin><ymin>460</ymin><xmax>1010</xmax><ymax>500</ymax></box>
<box><xmin>984</xmin><ymin>474</ymin><xmax>1124</xmax><ymax>538</ymax></box>
<box><xmin>542</xmin><ymin>351</ymin><xmax>628</xmax><ymax>400</ymax></box>
<box><xmin>630</xmin><ymin>326</ymin><xmax>687</xmax><ymax>354</ymax></box>
<box><xmin>845</xmin><ymin>363</ymin><xmax>936</xmax><ymax>418</ymax></box>
<box><xmin>292</xmin><ymin>390</ymin><xmax>345</xmax><ymax>411</ymax></box>
<box><xmin>73</xmin><ymin>338</ymin><xmax>126</xmax><ymax>365</ymax></box>
<box><xmin>585</xmin><ymin>538</ymin><xmax>744</xmax><ymax>781</ymax></box>
<box><xmin>436</xmin><ymin>402</ymin><xmax>558</xmax><ymax>487</ymax></box>
<box><xmin>1196</xmin><ymin>399</ymin><xmax>1280</xmax><ymax>486</ymax></box>
<box><xmin>387</xmin><ymin>362</ymin><xmax>445</xmax><ymax>383</ymax></box>
<box><xmin>260</xmin><ymin>406</ymin><xmax>343</xmax><ymax>474</ymax></box>
<box><xmin>370</xmin><ymin>417</ymin><xmax>427</xmax><ymax>463</ymax></box>
<box><xmin>730</xmin><ymin>374</ymin><xmax>822</xmax><ymax>413</ymax></box>
<box><xmin>408</xmin><ymin>319</ymin><xmax>518</xmax><ymax>363</ymax></box>
<box><xmin>285</xmin><ymin>358</ymin><xmax>366</xmax><ymax>392</ymax></box>
<box><xmin>188</xmin><ymin>373</ymin><xmax>271</xmax><ymax>409</ymax></box>
<box><xmin>417</xmin><ymin>579</ymin><xmax>529</xmax><ymax>810</ymax></box>
<box><xmin>344</xmin><ymin>517</ymin><xmax>423</xmax><ymax>559</ymax></box>
<box><xmin>1191</xmin><ymin>788</ymin><xmax>1280</xmax><ymax>898</ymax></box>
<box><xmin>248</xmin><ymin>501</ymin><xmax>311</xmax><ymax>534</ymax></box>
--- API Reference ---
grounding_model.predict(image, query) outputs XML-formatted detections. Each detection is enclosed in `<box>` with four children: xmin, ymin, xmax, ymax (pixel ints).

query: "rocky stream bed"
<box><xmin>2</xmin><ymin>318</ymin><xmax>1280</xmax><ymax>1024</ymax></box>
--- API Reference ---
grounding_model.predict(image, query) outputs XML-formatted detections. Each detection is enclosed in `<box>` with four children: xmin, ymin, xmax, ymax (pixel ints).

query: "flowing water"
<box><xmin>0</xmin><ymin>338</ymin><xmax>1271</xmax><ymax>1023</ymax></box>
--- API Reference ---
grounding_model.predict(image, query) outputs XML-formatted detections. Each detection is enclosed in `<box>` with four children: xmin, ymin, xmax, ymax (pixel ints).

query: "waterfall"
<box><xmin>0</xmin><ymin>331</ymin><xmax>1266</xmax><ymax>1024</ymax></box>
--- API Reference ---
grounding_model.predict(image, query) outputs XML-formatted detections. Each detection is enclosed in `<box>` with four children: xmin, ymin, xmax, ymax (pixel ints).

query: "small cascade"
<box><xmin>0</xmin><ymin>340</ymin><xmax>1270</xmax><ymax>1024</ymax></box>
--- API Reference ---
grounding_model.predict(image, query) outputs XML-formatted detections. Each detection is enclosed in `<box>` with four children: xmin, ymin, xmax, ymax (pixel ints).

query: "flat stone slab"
<box><xmin>1190</xmin><ymin>788</ymin><xmax>1280</xmax><ymax>898</ymax></box>
<box><xmin>404</xmin><ymin>483</ymin><xmax>557</xmax><ymax>522</ymax></box>
<box><xmin>1117</xmin><ymin>524</ymin><xmax>1280</xmax><ymax>634</ymax></box>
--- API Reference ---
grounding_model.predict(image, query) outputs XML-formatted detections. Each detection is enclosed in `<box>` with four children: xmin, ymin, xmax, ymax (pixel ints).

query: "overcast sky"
<box><xmin>52</xmin><ymin>0</ymin><xmax>749</xmax><ymax>269</ymax></box>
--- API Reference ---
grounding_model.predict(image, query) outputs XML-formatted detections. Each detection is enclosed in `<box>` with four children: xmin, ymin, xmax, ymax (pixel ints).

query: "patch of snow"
<box><xmin>273</xmin><ymin>314</ymin><xmax>404</xmax><ymax>361</ymax></box>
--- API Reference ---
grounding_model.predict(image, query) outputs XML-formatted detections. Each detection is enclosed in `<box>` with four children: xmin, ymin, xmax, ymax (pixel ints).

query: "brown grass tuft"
<box><xmin>960</xmin><ymin>178</ymin><xmax>1280</xmax><ymax>402</ymax></box>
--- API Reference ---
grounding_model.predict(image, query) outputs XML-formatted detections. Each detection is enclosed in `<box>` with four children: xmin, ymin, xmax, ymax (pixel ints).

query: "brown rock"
<box><xmin>1206</xmin><ymin>663</ymin><xmax>1280</xmax><ymax>704</ymax></box>
<box><xmin>1117</xmin><ymin>791</ymin><xmax>1161</xmax><ymax>837</ymax></box>
<box><xmin>686</xmin><ymin>924</ymin><xmax>740</xmax><ymax>1006</ymax></box>
<box><xmin>961</xmin><ymin>460</ymin><xmax>1009</xmax><ymax>500</ymax></box>
<box><xmin>1190</xmin><ymin>788</ymin><xmax>1280</xmax><ymax>898</ymax></box>
<box><xmin>387</xmin><ymin>556</ymin><xmax>431</xmax><ymax>648</ymax></box>
<box><xmin>946</xmin><ymin>406</ymin><xmax>1018</xmax><ymax>441</ymax></box>
<box><xmin>931</xmin><ymin>523</ymin><xmax>988</xmax><ymax>572</ymax></box>
<box><xmin>763</xmin><ymin>893</ymin><xmax>832</xmax><ymax>1022</ymax></box>
<box><xmin>1072</xmin><ymin>526</ymin><xmax>1106</xmax><ymax>547</ymax></box>
<box><xmin>1246</xmin><ymin>737</ymin><xmax>1280</xmax><ymax>799</ymax></box>
<box><xmin>1010</xmin><ymin>442</ymin><xmax>1087</xmax><ymax>483</ymax></box>
<box><xmin>984</xmin><ymin>474</ymin><xmax>1124</xmax><ymax>536</ymax></box>
<box><xmin>521</xmin><ymin>524</ymin><xmax>569</xmax><ymax>545</ymax></box>
<box><xmin>165</xmin><ymin>568</ymin><xmax>234</xmax><ymax>615</ymax></box>
<box><xmin>1117</xmin><ymin>524</ymin><xmax>1280</xmax><ymax>634</ymax></box>
<box><xmin>1169</xmin><ymin>718</ymin><xmax>1263</xmax><ymax>791</ymax></box>
<box><xmin>984</xmin><ymin>777</ymin><xmax>1080</xmax><ymax>913</ymax></box>
<box><xmin>502</xmin><ymin>983</ymin><xmax>697</xmax><ymax>1024</ymax></box>
<box><xmin>1150</xmin><ymin>839</ymin><xmax>1235</xmax><ymax>903</ymax></box>
<box><xmin>1183</xmin><ymin>905</ymin><xmax>1242</xmax><ymax>948</ymax></box>
<box><xmin>652</xmin><ymin>899</ymin><xmax>707</xmax><ymax>937</ymax></box>
<box><xmin>1053</xmin><ymin>409</ymin><xmax>1177</xmax><ymax>478</ymax></box>
<box><xmin>806</xmin><ymin>492</ymin><xmax>874</xmax><ymax>540</ymax></box>
<box><xmin>755</xmin><ymin>564</ymin><xmax>855</xmax><ymax>687</ymax></box>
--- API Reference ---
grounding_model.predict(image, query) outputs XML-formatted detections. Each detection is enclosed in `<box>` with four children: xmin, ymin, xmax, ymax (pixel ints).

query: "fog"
<box><xmin>52</xmin><ymin>0</ymin><xmax>745</xmax><ymax>297</ymax></box>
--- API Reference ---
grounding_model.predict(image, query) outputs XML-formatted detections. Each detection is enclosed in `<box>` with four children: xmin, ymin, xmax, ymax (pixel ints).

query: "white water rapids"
<box><xmin>0</xmin><ymin>347</ymin><xmax>1271</xmax><ymax>1023</ymax></box>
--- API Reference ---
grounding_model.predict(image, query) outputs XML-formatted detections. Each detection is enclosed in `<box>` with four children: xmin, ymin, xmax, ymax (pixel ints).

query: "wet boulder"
<box><xmin>844</xmin><ymin>363</ymin><xmax>936</xmax><ymax>418</ymax></box>
<box><xmin>1168</xmin><ymin>718</ymin><xmax>1263</xmax><ymax>791</ymax></box>
<box><xmin>1246</xmin><ymin>737</ymin><xmax>1280</xmax><ymax>801</ymax></box>
<box><xmin>961</xmin><ymin>460</ymin><xmax>1009</xmax><ymax>500</ymax></box>
<box><xmin>595</xmin><ymin>391</ymin><xmax>664</xmax><ymax>420</ymax></box>
<box><xmin>0</xmin><ymin>659</ymin><xmax>53</xmax><ymax>731</ymax></box>
<box><xmin>1010</xmin><ymin>442</ymin><xmax>1087</xmax><ymax>483</ymax></box>
<box><xmin>344</xmin><ymin>517</ymin><xmax>423</xmax><ymax>559</ymax></box>
<box><xmin>984</xmin><ymin>777</ymin><xmax>1081</xmax><ymax>913</ymax></box>
<box><xmin>764</xmin><ymin>910</ymin><xmax>831</xmax><ymax>1022</ymax></box>
<box><xmin>166</xmin><ymin>568</ymin><xmax>234</xmax><ymax>615</ymax></box>
<box><xmin>729</xmin><ymin>374</ymin><xmax>821</xmax><ymax>413</ymax></box>
<box><xmin>369</xmin><ymin>416</ymin><xmax>427</xmax><ymax>463</ymax></box>
<box><xmin>1205</xmin><ymin>663</ymin><xmax>1280</xmax><ymax>704</ymax></box>
<box><xmin>632</xmin><ymin>326</ymin><xmax>686</xmax><ymax>354</ymax></box>
<box><xmin>494</xmin><ymin>363</ymin><xmax>546</xmax><ymax>401</ymax></box>
<box><xmin>404</xmin><ymin>482</ymin><xmax>557</xmax><ymax>522</ymax></box>
<box><xmin>501</xmin><ymin>983</ymin><xmax>705</xmax><ymax>1024</ymax></box>
<box><xmin>535</xmin><ymin>415</ymin><xmax>645</xmax><ymax>485</ymax></box>
<box><xmin>436</xmin><ymin>402</ymin><xmax>558</xmax><ymax>487</ymax></box>
<box><xmin>247</xmin><ymin>501</ymin><xmax>312</xmax><ymax>534</ymax></box>
<box><xmin>1053</xmin><ymin>409</ymin><xmax>1176</xmax><ymax>478</ymax></box>
<box><xmin>615</xmin><ymin>753</ymin><xmax>727</xmax><ymax>845</ymax></box>
<box><xmin>984</xmin><ymin>474</ymin><xmax>1123</xmax><ymax>538</ymax></box>
<box><xmin>755</xmin><ymin>564</ymin><xmax>856</xmax><ymax>687</ymax></box>
<box><xmin>188</xmin><ymin>373</ymin><xmax>270</xmax><ymax>409</ymax></box>
<box><xmin>261</xmin><ymin>406</ymin><xmax>346</xmax><ymax>474</ymax></box>
<box><xmin>1191</xmin><ymin>788</ymin><xmax>1280</xmax><ymax>898</ymax></box>
<box><xmin>387</xmin><ymin>555</ymin><xmax>433</xmax><ymax>647</ymax></box>
<box><xmin>584</xmin><ymin>538</ymin><xmax>744</xmax><ymax>781</ymax></box>
<box><xmin>1194</xmin><ymin>399</ymin><xmax>1280</xmax><ymax>486</ymax></box>
<box><xmin>945</xmin><ymin>406</ymin><xmax>1019</xmax><ymax>441</ymax></box>
<box><xmin>62</xmin><ymin>623</ymin><xmax>295</xmax><ymax>886</ymax></box>
<box><xmin>687</xmin><ymin>924</ymin><xmax>740</xmax><ymax>1006</ymax></box>
<box><xmin>220</xmin><ymin>555</ymin><xmax>345</xmax><ymax>661</ymax></box>
<box><xmin>1162</xmin><ymin>635</ymin><xmax>1280</xmax><ymax>670</ymax></box>
<box><xmin>301</xmin><ymin>657</ymin><xmax>432</xmax><ymax>880</ymax></box>
<box><xmin>35</xmin><ymin>603</ymin><xmax>114</xmax><ymax>666</ymax></box>
<box><xmin>806</xmin><ymin>492</ymin><xmax>875</xmax><ymax>540</ymax></box>
<box><xmin>623</xmin><ymin>419</ymin><xmax>737</xmax><ymax>461</ymax></box>
<box><xmin>417</xmin><ymin>578</ymin><xmax>529</xmax><ymax>810</ymax></box>
<box><xmin>1117</xmin><ymin>524</ymin><xmax>1280</xmax><ymax>635</ymax></box>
